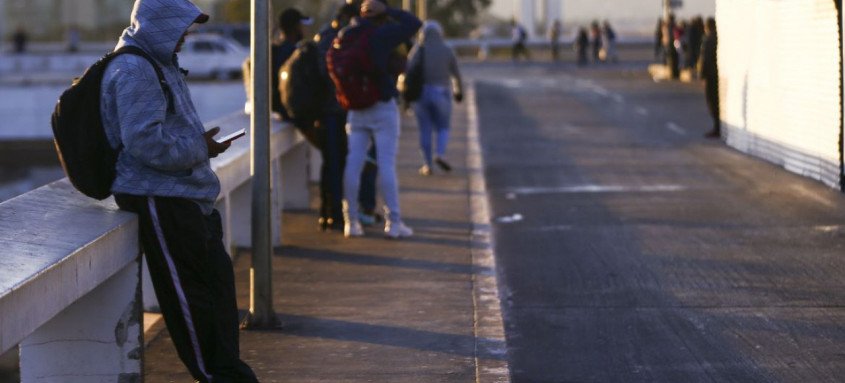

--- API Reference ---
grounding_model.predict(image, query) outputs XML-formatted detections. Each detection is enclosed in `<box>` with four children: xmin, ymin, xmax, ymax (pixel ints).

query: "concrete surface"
<box><xmin>471</xmin><ymin>62</ymin><xmax>845</xmax><ymax>382</ymax></box>
<box><xmin>143</xmin><ymin>88</ymin><xmax>509</xmax><ymax>382</ymax></box>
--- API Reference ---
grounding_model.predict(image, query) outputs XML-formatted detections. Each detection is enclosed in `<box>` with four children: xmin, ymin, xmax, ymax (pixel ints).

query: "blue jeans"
<box><xmin>412</xmin><ymin>85</ymin><xmax>452</xmax><ymax>167</ymax></box>
<box><xmin>344</xmin><ymin>100</ymin><xmax>402</xmax><ymax>224</ymax></box>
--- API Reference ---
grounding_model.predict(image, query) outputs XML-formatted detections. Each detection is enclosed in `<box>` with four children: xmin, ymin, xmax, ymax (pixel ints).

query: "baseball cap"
<box><xmin>279</xmin><ymin>8</ymin><xmax>313</xmax><ymax>30</ymax></box>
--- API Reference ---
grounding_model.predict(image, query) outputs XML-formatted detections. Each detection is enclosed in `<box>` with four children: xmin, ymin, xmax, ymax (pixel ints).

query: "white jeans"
<box><xmin>343</xmin><ymin>100</ymin><xmax>403</xmax><ymax>224</ymax></box>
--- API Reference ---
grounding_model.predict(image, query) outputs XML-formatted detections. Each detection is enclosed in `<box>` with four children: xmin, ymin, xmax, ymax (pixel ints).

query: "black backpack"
<box><xmin>280</xmin><ymin>41</ymin><xmax>326</xmax><ymax>146</ymax></box>
<box><xmin>51</xmin><ymin>46</ymin><xmax>169</xmax><ymax>200</ymax></box>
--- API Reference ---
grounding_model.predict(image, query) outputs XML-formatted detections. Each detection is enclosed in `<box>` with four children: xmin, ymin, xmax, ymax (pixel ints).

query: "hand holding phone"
<box><xmin>202</xmin><ymin>127</ymin><xmax>239</xmax><ymax>158</ymax></box>
<box><xmin>216</xmin><ymin>128</ymin><xmax>246</xmax><ymax>144</ymax></box>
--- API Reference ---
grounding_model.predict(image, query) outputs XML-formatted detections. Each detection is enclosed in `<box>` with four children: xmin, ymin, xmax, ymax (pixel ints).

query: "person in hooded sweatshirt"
<box><xmin>407</xmin><ymin>21</ymin><xmax>464</xmax><ymax>176</ymax></box>
<box><xmin>100</xmin><ymin>0</ymin><xmax>259</xmax><ymax>381</ymax></box>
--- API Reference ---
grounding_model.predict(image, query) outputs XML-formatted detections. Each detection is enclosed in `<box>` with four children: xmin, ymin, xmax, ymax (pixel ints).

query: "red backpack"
<box><xmin>327</xmin><ymin>25</ymin><xmax>380</xmax><ymax>110</ymax></box>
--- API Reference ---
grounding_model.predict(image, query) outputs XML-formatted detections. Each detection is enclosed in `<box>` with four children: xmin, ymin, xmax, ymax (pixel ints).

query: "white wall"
<box><xmin>719</xmin><ymin>0</ymin><xmax>842</xmax><ymax>188</ymax></box>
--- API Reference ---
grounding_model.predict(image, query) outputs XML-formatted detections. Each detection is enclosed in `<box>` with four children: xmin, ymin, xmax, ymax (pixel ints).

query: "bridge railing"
<box><xmin>0</xmin><ymin>113</ymin><xmax>309</xmax><ymax>382</ymax></box>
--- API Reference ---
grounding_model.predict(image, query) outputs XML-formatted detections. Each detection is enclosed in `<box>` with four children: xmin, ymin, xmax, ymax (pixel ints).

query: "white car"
<box><xmin>178</xmin><ymin>34</ymin><xmax>247</xmax><ymax>80</ymax></box>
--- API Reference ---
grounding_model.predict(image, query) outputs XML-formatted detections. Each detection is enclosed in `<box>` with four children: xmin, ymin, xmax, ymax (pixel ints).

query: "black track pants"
<box><xmin>115</xmin><ymin>194</ymin><xmax>258</xmax><ymax>383</ymax></box>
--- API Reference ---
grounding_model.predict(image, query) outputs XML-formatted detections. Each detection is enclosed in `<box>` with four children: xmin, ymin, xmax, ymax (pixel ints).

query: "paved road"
<box><xmin>472</xmin><ymin>62</ymin><xmax>845</xmax><ymax>382</ymax></box>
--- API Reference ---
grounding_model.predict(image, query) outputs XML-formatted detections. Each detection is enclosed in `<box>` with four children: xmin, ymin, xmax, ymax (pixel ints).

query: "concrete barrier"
<box><xmin>0</xmin><ymin>112</ymin><xmax>308</xmax><ymax>381</ymax></box>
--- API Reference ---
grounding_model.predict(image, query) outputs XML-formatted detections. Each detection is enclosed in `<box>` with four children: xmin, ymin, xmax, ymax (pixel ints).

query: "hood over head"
<box><xmin>117</xmin><ymin>0</ymin><xmax>208</xmax><ymax>65</ymax></box>
<box><xmin>420</xmin><ymin>20</ymin><xmax>443</xmax><ymax>43</ymax></box>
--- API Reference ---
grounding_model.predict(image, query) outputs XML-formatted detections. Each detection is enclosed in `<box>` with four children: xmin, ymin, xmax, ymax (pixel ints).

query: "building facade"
<box><xmin>718</xmin><ymin>0</ymin><xmax>843</xmax><ymax>188</ymax></box>
<box><xmin>497</xmin><ymin>0</ymin><xmax>716</xmax><ymax>37</ymax></box>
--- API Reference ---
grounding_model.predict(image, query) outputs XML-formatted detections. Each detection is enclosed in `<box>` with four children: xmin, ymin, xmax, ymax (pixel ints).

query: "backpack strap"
<box><xmin>112</xmin><ymin>45</ymin><xmax>173</xmax><ymax>110</ymax></box>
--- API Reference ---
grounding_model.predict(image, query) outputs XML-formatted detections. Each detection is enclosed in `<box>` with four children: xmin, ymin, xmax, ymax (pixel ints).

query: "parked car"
<box><xmin>178</xmin><ymin>34</ymin><xmax>247</xmax><ymax>80</ymax></box>
<box><xmin>194</xmin><ymin>23</ymin><xmax>251</xmax><ymax>48</ymax></box>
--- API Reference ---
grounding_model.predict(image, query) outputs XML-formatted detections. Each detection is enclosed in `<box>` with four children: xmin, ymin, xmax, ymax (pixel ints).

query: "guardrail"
<box><xmin>0</xmin><ymin>113</ymin><xmax>309</xmax><ymax>381</ymax></box>
<box><xmin>0</xmin><ymin>37</ymin><xmax>658</xmax><ymax>75</ymax></box>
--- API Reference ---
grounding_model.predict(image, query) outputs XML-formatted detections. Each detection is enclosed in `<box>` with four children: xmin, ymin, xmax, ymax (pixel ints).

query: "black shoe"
<box><xmin>434</xmin><ymin>157</ymin><xmax>452</xmax><ymax>172</ymax></box>
<box><xmin>704</xmin><ymin>130</ymin><xmax>720</xmax><ymax>139</ymax></box>
<box><xmin>317</xmin><ymin>217</ymin><xmax>329</xmax><ymax>232</ymax></box>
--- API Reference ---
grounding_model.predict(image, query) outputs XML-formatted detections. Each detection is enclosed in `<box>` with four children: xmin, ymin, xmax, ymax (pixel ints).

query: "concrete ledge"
<box><xmin>0</xmin><ymin>180</ymin><xmax>138</xmax><ymax>354</ymax></box>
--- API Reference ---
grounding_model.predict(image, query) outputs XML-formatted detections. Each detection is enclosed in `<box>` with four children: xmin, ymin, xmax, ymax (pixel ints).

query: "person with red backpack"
<box><xmin>328</xmin><ymin>0</ymin><xmax>421</xmax><ymax>239</ymax></box>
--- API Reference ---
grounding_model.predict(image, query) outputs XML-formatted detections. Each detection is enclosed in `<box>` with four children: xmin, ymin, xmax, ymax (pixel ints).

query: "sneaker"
<box><xmin>434</xmin><ymin>157</ymin><xmax>452</xmax><ymax>172</ymax></box>
<box><xmin>384</xmin><ymin>222</ymin><xmax>413</xmax><ymax>239</ymax></box>
<box><xmin>704</xmin><ymin>130</ymin><xmax>720</xmax><ymax>139</ymax></box>
<box><xmin>344</xmin><ymin>221</ymin><xmax>364</xmax><ymax>238</ymax></box>
<box><xmin>359</xmin><ymin>213</ymin><xmax>376</xmax><ymax>227</ymax></box>
<box><xmin>419</xmin><ymin>165</ymin><xmax>432</xmax><ymax>176</ymax></box>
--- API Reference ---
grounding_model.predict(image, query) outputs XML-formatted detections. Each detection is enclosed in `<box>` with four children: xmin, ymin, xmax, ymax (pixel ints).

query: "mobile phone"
<box><xmin>216</xmin><ymin>128</ymin><xmax>246</xmax><ymax>144</ymax></box>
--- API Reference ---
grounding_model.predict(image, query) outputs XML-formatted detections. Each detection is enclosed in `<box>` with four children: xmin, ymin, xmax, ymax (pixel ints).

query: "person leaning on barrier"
<box><xmin>100</xmin><ymin>0</ymin><xmax>259</xmax><ymax>381</ymax></box>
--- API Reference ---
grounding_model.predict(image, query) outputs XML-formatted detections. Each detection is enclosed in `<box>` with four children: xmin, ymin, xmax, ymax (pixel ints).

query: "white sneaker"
<box><xmin>344</xmin><ymin>221</ymin><xmax>364</xmax><ymax>238</ymax></box>
<box><xmin>384</xmin><ymin>222</ymin><xmax>413</xmax><ymax>239</ymax></box>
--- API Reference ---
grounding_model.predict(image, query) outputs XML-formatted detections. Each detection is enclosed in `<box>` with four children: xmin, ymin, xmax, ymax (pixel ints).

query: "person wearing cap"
<box><xmin>271</xmin><ymin>8</ymin><xmax>313</xmax><ymax>119</ymax></box>
<box><xmin>340</xmin><ymin>0</ymin><xmax>422</xmax><ymax>239</ymax></box>
<box><xmin>100</xmin><ymin>0</ymin><xmax>259</xmax><ymax>381</ymax></box>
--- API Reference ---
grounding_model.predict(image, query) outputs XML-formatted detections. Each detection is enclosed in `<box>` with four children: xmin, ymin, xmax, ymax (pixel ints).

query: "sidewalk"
<box><xmin>143</xmin><ymin>90</ymin><xmax>510</xmax><ymax>382</ymax></box>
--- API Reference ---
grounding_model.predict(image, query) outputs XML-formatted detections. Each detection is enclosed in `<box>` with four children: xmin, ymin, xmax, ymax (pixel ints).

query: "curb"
<box><xmin>467</xmin><ymin>83</ymin><xmax>511</xmax><ymax>382</ymax></box>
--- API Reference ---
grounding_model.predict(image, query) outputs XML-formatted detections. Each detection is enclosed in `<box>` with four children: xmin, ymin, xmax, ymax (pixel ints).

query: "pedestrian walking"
<box><xmin>314</xmin><ymin>2</ymin><xmax>380</xmax><ymax>231</ymax></box>
<box><xmin>407</xmin><ymin>21</ymin><xmax>464</xmax><ymax>176</ymax></box>
<box><xmin>549</xmin><ymin>19</ymin><xmax>562</xmax><ymax>62</ymax></box>
<box><xmin>100</xmin><ymin>0</ymin><xmax>259</xmax><ymax>381</ymax></box>
<box><xmin>575</xmin><ymin>27</ymin><xmax>589</xmax><ymax>66</ymax></box>
<box><xmin>602</xmin><ymin>21</ymin><xmax>617</xmax><ymax>63</ymax></box>
<box><xmin>511</xmin><ymin>19</ymin><xmax>531</xmax><ymax>61</ymax></box>
<box><xmin>329</xmin><ymin>0</ymin><xmax>421</xmax><ymax>239</ymax></box>
<box><xmin>700</xmin><ymin>17</ymin><xmax>720</xmax><ymax>138</ymax></box>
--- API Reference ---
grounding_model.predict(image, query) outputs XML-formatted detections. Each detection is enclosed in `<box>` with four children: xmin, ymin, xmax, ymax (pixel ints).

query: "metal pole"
<box><xmin>403</xmin><ymin>0</ymin><xmax>412</xmax><ymax>12</ymax></box>
<box><xmin>417</xmin><ymin>0</ymin><xmax>427</xmax><ymax>20</ymax></box>
<box><xmin>243</xmin><ymin>0</ymin><xmax>277</xmax><ymax>329</ymax></box>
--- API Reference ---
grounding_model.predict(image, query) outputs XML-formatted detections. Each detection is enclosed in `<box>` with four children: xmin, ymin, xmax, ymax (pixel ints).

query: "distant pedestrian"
<box><xmin>549</xmin><ymin>19</ymin><xmax>562</xmax><ymax>62</ymax></box>
<box><xmin>101</xmin><ymin>0</ymin><xmax>258</xmax><ymax>381</ymax></box>
<box><xmin>274</xmin><ymin>8</ymin><xmax>312</xmax><ymax>118</ymax></box>
<box><xmin>241</xmin><ymin>7</ymin><xmax>312</xmax><ymax>119</ymax></box>
<box><xmin>655</xmin><ymin>18</ymin><xmax>664</xmax><ymax>61</ymax></box>
<box><xmin>67</xmin><ymin>26</ymin><xmax>81</xmax><ymax>53</ymax></box>
<box><xmin>12</xmin><ymin>26</ymin><xmax>27</xmax><ymax>54</ymax></box>
<box><xmin>602</xmin><ymin>21</ymin><xmax>617</xmax><ymax>63</ymax></box>
<box><xmin>511</xmin><ymin>19</ymin><xmax>531</xmax><ymax>61</ymax></box>
<box><xmin>575</xmin><ymin>27</ymin><xmax>589</xmax><ymax>66</ymax></box>
<box><xmin>329</xmin><ymin>0</ymin><xmax>421</xmax><ymax>238</ymax></box>
<box><xmin>590</xmin><ymin>21</ymin><xmax>602</xmax><ymax>63</ymax></box>
<box><xmin>688</xmin><ymin>17</ymin><xmax>705</xmax><ymax>74</ymax></box>
<box><xmin>663</xmin><ymin>15</ymin><xmax>680</xmax><ymax>79</ymax></box>
<box><xmin>700</xmin><ymin>17</ymin><xmax>720</xmax><ymax>138</ymax></box>
<box><xmin>408</xmin><ymin>21</ymin><xmax>464</xmax><ymax>176</ymax></box>
<box><xmin>674</xmin><ymin>19</ymin><xmax>687</xmax><ymax>71</ymax></box>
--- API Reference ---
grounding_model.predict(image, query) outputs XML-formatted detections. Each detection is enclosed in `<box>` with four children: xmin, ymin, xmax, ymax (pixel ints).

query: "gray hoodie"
<box><xmin>101</xmin><ymin>0</ymin><xmax>218</xmax><ymax>214</ymax></box>
<box><xmin>407</xmin><ymin>22</ymin><xmax>463</xmax><ymax>96</ymax></box>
